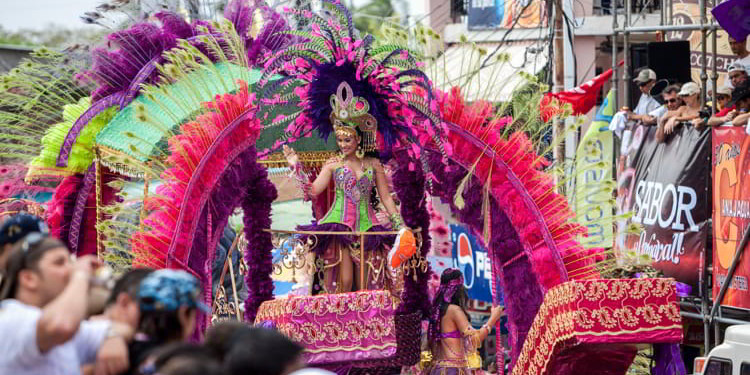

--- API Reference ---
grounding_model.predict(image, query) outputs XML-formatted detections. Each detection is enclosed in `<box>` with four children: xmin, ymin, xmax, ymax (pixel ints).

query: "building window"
<box><xmin>451</xmin><ymin>0</ymin><xmax>468</xmax><ymax>22</ymax></box>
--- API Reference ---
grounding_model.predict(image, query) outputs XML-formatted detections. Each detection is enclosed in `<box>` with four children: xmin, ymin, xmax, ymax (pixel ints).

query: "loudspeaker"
<box><xmin>628</xmin><ymin>41</ymin><xmax>692</xmax><ymax>107</ymax></box>
<box><xmin>647</xmin><ymin>41</ymin><xmax>692</xmax><ymax>84</ymax></box>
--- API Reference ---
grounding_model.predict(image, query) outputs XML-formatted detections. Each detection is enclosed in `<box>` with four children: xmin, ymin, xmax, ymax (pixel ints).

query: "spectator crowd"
<box><xmin>616</xmin><ymin>35</ymin><xmax>750</xmax><ymax>140</ymax></box>
<box><xmin>0</xmin><ymin>213</ymin><xmax>332</xmax><ymax>375</ymax></box>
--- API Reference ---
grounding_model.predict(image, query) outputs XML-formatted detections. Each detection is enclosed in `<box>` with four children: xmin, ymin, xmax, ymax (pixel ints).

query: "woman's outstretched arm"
<box><xmin>448</xmin><ymin>305</ymin><xmax>505</xmax><ymax>348</ymax></box>
<box><xmin>284</xmin><ymin>145</ymin><xmax>336</xmax><ymax>197</ymax></box>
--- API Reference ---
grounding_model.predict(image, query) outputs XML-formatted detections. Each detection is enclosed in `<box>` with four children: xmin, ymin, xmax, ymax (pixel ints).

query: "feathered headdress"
<box><xmin>256</xmin><ymin>0</ymin><xmax>450</xmax><ymax>161</ymax></box>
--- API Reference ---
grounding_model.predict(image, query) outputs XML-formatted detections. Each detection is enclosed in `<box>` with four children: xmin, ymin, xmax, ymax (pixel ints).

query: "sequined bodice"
<box><xmin>333</xmin><ymin>165</ymin><xmax>374</xmax><ymax>203</ymax></box>
<box><xmin>319</xmin><ymin>163</ymin><xmax>379</xmax><ymax>232</ymax></box>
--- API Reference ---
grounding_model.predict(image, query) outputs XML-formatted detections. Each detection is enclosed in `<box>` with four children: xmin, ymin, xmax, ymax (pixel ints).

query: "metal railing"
<box><xmin>265</xmin><ymin>227</ymin><xmax>424</xmax><ymax>291</ymax></box>
<box><xmin>611</xmin><ymin>0</ymin><xmax>719</xmax><ymax>112</ymax></box>
<box><xmin>610</xmin><ymin>1</ymin><xmax>749</xmax><ymax>353</ymax></box>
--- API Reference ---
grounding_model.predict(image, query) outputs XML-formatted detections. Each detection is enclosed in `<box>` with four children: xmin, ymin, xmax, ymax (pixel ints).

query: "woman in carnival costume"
<box><xmin>264</xmin><ymin>1</ymin><xmax>445</xmax><ymax>294</ymax></box>
<box><xmin>425</xmin><ymin>268</ymin><xmax>504</xmax><ymax>375</ymax></box>
<box><xmin>282</xmin><ymin>97</ymin><xmax>406</xmax><ymax>294</ymax></box>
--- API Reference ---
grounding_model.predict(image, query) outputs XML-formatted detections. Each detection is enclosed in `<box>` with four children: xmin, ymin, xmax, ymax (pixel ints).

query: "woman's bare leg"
<box><xmin>338</xmin><ymin>243</ymin><xmax>353</xmax><ymax>292</ymax></box>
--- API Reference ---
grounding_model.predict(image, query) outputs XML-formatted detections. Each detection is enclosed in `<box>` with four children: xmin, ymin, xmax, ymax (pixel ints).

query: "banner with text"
<box><xmin>575</xmin><ymin>89</ymin><xmax>615</xmax><ymax>249</ymax></box>
<box><xmin>712</xmin><ymin>127</ymin><xmax>750</xmax><ymax>309</ymax></box>
<box><xmin>615</xmin><ymin>124</ymin><xmax>711</xmax><ymax>290</ymax></box>
<box><xmin>451</xmin><ymin>224</ymin><xmax>493</xmax><ymax>303</ymax></box>
<box><xmin>667</xmin><ymin>0</ymin><xmax>735</xmax><ymax>89</ymax></box>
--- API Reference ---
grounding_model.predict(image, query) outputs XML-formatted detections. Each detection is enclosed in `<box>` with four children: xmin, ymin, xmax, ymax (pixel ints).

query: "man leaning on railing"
<box><xmin>656</xmin><ymin>82</ymin><xmax>705</xmax><ymax>142</ymax></box>
<box><xmin>627</xmin><ymin>84</ymin><xmax>683</xmax><ymax>127</ymax></box>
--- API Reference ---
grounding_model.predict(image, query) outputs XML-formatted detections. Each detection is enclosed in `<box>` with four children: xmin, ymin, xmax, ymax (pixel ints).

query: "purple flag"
<box><xmin>713</xmin><ymin>0</ymin><xmax>750</xmax><ymax>41</ymax></box>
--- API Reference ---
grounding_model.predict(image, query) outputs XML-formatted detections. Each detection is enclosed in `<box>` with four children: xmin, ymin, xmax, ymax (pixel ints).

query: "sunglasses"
<box><xmin>665</xmin><ymin>98</ymin><xmax>679</xmax><ymax>104</ymax></box>
<box><xmin>21</xmin><ymin>232</ymin><xmax>47</xmax><ymax>253</ymax></box>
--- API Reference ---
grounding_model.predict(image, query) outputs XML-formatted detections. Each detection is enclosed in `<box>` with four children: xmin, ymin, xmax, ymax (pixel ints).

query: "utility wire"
<box><xmin>563</xmin><ymin>9</ymin><xmax>578</xmax><ymax>85</ymax></box>
<box><xmin>479</xmin><ymin>0</ymin><xmax>538</xmax><ymax>71</ymax></box>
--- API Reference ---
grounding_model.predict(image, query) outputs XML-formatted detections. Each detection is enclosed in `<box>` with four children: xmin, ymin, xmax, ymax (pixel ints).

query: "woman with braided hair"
<box><xmin>425</xmin><ymin>268</ymin><xmax>505</xmax><ymax>375</ymax></box>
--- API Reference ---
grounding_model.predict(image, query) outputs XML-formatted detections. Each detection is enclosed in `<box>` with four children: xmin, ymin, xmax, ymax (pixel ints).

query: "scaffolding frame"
<box><xmin>610</xmin><ymin>0</ymin><xmax>749</xmax><ymax>354</ymax></box>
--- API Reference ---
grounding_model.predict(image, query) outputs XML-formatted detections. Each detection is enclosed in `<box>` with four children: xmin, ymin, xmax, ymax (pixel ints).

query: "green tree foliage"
<box><xmin>353</xmin><ymin>0</ymin><xmax>398</xmax><ymax>37</ymax></box>
<box><xmin>0</xmin><ymin>24</ymin><xmax>106</xmax><ymax>49</ymax></box>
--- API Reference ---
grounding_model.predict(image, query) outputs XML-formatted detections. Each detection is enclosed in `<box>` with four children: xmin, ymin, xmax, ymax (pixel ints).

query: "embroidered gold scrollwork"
<box><xmin>607</xmin><ymin>280</ymin><xmax>629</xmax><ymax>300</ymax></box>
<box><xmin>572</xmin><ymin>281</ymin><xmax>587</xmax><ymax>300</ymax></box>
<box><xmin>591</xmin><ymin>307</ymin><xmax>617</xmax><ymax>328</ymax></box>
<box><xmin>538</xmin><ymin>341</ymin><xmax>550</xmax><ymax>359</ymax></box>
<box><xmin>327</xmin><ymin>297</ymin><xmax>349</xmax><ymax>314</ymax></box>
<box><xmin>658</xmin><ymin>303</ymin><xmax>681</xmax><ymax>323</ymax></box>
<box><xmin>528</xmin><ymin>363</ymin><xmax>538</xmax><ymax>374</ymax></box>
<box><xmin>347</xmin><ymin>320</ymin><xmax>369</xmax><ymax>341</ymax></box>
<box><xmin>373</xmin><ymin>292</ymin><xmax>390</xmax><ymax>309</ymax></box>
<box><xmin>533</xmin><ymin>351</ymin><xmax>545</xmax><ymax>367</ymax></box>
<box><xmin>323</xmin><ymin>322</ymin><xmax>350</xmax><ymax>343</ymax></box>
<box><xmin>349</xmin><ymin>292</ymin><xmax>370</xmax><ymax>311</ymax></box>
<box><xmin>512</xmin><ymin>279</ymin><xmax>681</xmax><ymax>375</ymax></box>
<box><xmin>628</xmin><ymin>279</ymin><xmax>651</xmax><ymax>299</ymax></box>
<box><xmin>289</xmin><ymin>298</ymin><xmax>304</xmax><ymax>315</ymax></box>
<box><xmin>544</xmin><ymin>328</ymin><xmax>555</xmax><ymax>344</ymax></box>
<box><xmin>278</xmin><ymin>323</ymin><xmax>304</xmax><ymax>342</ymax></box>
<box><xmin>300</xmin><ymin>322</ymin><xmax>324</xmax><ymax>344</ymax></box>
<box><xmin>651</xmin><ymin>279</ymin><xmax>673</xmax><ymax>298</ymax></box>
<box><xmin>305</xmin><ymin>298</ymin><xmax>326</xmax><ymax>315</ymax></box>
<box><xmin>369</xmin><ymin>317</ymin><xmax>391</xmax><ymax>340</ymax></box>
<box><xmin>583</xmin><ymin>281</ymin><xmax>607</xmax><ymax>301</ymax></box>
<box><xmin>564</xmin><ymin>312</ymin><xmax>576</xmax><ymax>331</ymax></box>
<box><xmin>637</xmin><ymin>305</ymin><xmax>661</xmax><ymax>325</ymax></box>
<box><xmin>614</xmin><ymin>306</ymin><xmax>639</xmax><ymax>327</ymax></box>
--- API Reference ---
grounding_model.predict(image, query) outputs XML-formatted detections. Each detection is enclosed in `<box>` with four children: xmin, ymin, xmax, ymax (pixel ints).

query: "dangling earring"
<box><xmin>356</xmin><ymin>146</ymin><xmax>364</xmax><ymax>159</ymax></box>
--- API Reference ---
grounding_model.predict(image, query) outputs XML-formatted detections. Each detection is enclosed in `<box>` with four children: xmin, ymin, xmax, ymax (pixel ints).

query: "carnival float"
<box><xmin>0</xmin><ymin>1</ymin><xmax>683</xmax><ymax>374</ymax></box>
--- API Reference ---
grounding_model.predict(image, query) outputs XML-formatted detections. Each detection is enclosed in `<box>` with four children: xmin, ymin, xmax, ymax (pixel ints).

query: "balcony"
<box><xmin>594</xmin><ymin>0</ymin><xmax>662</xmax><ymax>16</ymax></box>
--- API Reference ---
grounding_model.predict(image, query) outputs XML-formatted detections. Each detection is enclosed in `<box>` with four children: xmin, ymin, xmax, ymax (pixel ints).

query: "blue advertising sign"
<box><xmin>468</xmin><ymin>0</ymin><xmax>505</xmax><ymax>30</ymax></box>
<box><xmin>451</xmin><ymin>224</ymin><xmax>494</xmax><ymax>302</ymax></box>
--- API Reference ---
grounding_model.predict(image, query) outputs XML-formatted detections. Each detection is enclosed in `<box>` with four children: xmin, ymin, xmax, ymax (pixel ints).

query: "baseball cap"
<box><xmin>0</xmin><ymin>213</ymin><xmax>48</xmax><ymax>247</ymax></box>
<box><xmin>138</xmin><ymin>269</ymin><xmax>210</xmax><ymax>313</ymax></box>
<box><xmin>677</xmin><ymin>82</ymin><xmax>701</xmax><ymax>96</ymax></box>
<box><xmin>717</xmin><ymin>85</ymin><xmax>732</xmax><ymax>97</ymax></box>
<box><xmin>728</xmin><ymin>61</ymin><xmax>747</xmax><ymax>74</ymax></box>
<box><xmin>633</xmin><ymin>68</ymin><xmax>657</xmax><ymax>83</ymax></box>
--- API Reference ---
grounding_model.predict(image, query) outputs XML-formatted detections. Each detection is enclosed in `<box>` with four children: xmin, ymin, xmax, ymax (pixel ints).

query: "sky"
<box><xmin>0</xmin><ymin>0</ymin><xmax>103</xmax><ymax>31</ymax></box>
<box><xmin>0</xmin><ymin>0</ymin><xmax>425</xmax><ymax>32</ymax></box>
